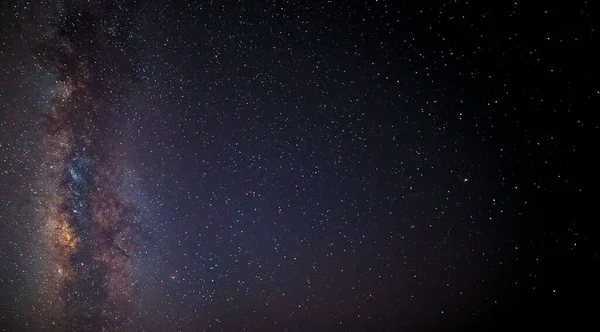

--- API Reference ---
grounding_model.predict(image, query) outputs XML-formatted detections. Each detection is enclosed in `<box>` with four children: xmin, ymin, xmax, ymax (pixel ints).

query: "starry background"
<box><xmin>0</xmin><ymin>1</ymin><xmax>597</xmax><ymax>331</ymax></box>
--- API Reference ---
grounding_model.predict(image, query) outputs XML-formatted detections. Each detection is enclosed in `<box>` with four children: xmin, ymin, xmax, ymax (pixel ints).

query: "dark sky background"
<box><xmin>0</xmin><ymin>1</ymin><xmax>596</xmax><ymax>331</ymax></box>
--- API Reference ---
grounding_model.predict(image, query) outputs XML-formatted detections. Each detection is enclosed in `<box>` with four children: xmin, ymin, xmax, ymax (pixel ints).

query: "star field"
<box><xmin>0</xmin><ymin>1</ymin><xmax>597</xmax><ymax>331</ymax></box>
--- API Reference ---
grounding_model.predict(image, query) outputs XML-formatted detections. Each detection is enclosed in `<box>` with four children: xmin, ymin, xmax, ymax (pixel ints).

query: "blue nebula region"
<box><xmin>67</xmin><ymin>154</ymin><xmax>93</xmax><ymax>232</ymax></box>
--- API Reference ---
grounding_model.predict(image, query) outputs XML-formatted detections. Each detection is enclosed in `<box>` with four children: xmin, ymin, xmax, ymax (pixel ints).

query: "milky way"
<box><xmin>33</xmin><ymin>2</ymin><xmax>140</xmax><ymax>330</ymax></box>
<box><xmin>1</xmin><ymin>1</ymin><xmax>594</xmax><ymax>331</ymax></box>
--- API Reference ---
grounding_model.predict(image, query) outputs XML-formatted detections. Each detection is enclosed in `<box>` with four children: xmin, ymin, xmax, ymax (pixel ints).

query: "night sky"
<box><xmin>0</xmin><ymin>1</ymin><xmax>596</xmax><ymax>331</ymax></box>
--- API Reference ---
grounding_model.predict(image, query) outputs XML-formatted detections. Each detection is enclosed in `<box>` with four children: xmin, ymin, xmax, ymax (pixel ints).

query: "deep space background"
<box><xmin>0</xmin><ymin>1</ymin><xmax>597</xmax><ymax>331</ymax></box>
